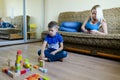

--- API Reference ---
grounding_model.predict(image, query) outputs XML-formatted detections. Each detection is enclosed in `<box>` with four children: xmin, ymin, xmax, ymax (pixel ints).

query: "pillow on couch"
<box><xmin>59</xmin><ymin>27</ymin><xmax>78</xmax><ymax>32</ymax></box>
<box><xmin>0</xmin><ymin>22</ymin><xmax>14</xmax><ymax>28</ymax></box>
<box><xmin>59</xmin><ymin>21</ymin><xmax>82</xmax><ymax>32</ymax></box>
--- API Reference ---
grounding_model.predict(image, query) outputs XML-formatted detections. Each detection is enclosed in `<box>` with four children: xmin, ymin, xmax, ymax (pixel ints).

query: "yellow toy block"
<box><xmin>24</xmin><ymin>64</ymin><xmax>31</xmax><ymax>68</ymax></box>
<box><xmin>16</xmin><ymin>55</ymin><xmax>22</xmax><ymax>61</ymax></box>
<box><xmin>16</xmin><ymin>60</ymin><xmax>20</xmax><ymax>64</ymax></box>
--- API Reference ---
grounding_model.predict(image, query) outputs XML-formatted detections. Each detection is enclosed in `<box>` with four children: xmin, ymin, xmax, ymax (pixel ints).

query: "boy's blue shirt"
<box><xmin>44</xmin><ymin>32</ymin><xmax>63</xmax><ymax>50</ymax></box>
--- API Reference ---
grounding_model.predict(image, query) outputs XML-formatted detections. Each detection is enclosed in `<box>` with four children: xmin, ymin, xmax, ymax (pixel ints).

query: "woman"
<box><xmin>81</xmin><ymin>5</ymin><xmax>108</xmax><ymax>35</ymax></box>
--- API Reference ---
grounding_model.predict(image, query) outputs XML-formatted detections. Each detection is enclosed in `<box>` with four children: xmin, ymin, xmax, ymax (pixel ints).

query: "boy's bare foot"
<box><xmin>38</xmin><ymin>57</ymin><xmax>48</xmax><ymax>62</ymax></box>
<box><xmin>42</xmin><ymin>58</ymin><xmax>48</xmax><ymax>61</ymax></box>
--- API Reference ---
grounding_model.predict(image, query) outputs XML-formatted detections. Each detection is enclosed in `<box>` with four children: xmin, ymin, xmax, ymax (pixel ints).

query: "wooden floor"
<box><xmin>0</xmin><ymin>42</ymin><xmax>120</xmax><ymax>80</ymax></box>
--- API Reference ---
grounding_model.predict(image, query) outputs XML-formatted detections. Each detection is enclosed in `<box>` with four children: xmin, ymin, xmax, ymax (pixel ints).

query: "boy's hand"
<box><xmin>38</xmin><ymin>56</ymin><xmax>48</xmax><ymax>61</ymax></box>
<box><xmin>51</xmin><ymin>51</ymin><xmax>57</xmax><ymax>55</ymax></box>
<box><xmin>38</xmin><ymin>57</ymin><xmax>42</xmax><ymax>61</ymax></box>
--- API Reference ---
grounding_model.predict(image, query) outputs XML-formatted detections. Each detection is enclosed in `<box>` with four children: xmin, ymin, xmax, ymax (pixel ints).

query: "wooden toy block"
<box><xmin>10</xmin><ymin>66</ymin><xmax>16</xmax><ymax>71</ymax></box>
<box><xmin>39</xmin><ymin>78</ymin><xmax>43</xmax><ymax>80</ymax></box>
<box><xmin>32</xmin><ymin>74</ymin><xmax>40</xmax><ymax>79</ymax></box>
<box><xmin>24</xmin><ymin>59</ymin><xmax>29</xmax><ymax>62</ymax></box>
<box><xmin>24</xmin><ymin>74</ymin><xmax>41</xmax><ymax>80</ymax></box>
<box><xmin>15</xmin><ymin>60</ymin><xmax>20</xmax><ymax>64</ymax></box>
<box><xmin>21</xmin><ymin>69</ymin><xmax>27</xmax><ymax>75</ymax></box>
<box><xmin>42</xmin><ymin>76</ymin><xmax>50</xmax><ymax>80</ymax></box>
<box><xmin>42</xmin><ymin>76</ymin><xmax>49</xmax><ymax>80</ymax></box>
<box><xmin>2</xmin><ymin>68</ymin><xmax>15</xmax><ymax>78</ymax></box>
<box><xmin>16</xmin><ymin>66</ymin><xmax>21</xmax><ymax>70</ymax></box>
<box><xmin>39</xmin><ymin>60</ymin><xmax>45</xmax><ymax>68</ymax></box>
<box><xmin>24</xmin><ymin>63</ymin><xmax>31</xmax><ymax>68</ymax></box>
<box><xmin>2</xmin><ymin>50</ymin><xmax>39</xmax><ymax>78</ymax></box>
<box><xmin>7</xmin><ymin>70</ymin><xmax>14</xmax><ymax>78</ymax></box>
<box><xmin>26</xmin><ymin>68</ymin><xmax>31</xmax><ymax>72</ymax></box>
<box><xmin>43</xmin><ymin>69</ymin><xmax>47</xmax><ymax>73</ymax></box>
<box><xmin>30</xmin><ymin>67</ymin><xmax>32</xmax><ymax>71</ymax></box>
<box><xmin>15</xmin><ymin>70</ymin><xmax>20</xmax><ymax>73</ymax></box>
<box><xmin>39</xmin><ymin>68</ymin><xmax>48</xmax><ymax>73</ymax></box>
<box><xmin>7</xmin><ymin>59</ymin><xmax>12</xmax><ymax>67</ymax></box>
<box><xmin>33</xmin><ymin>65</ymin><xmax>39</xmax><ymax>69</ymax></box>
<box><xmin>15</xmin><ymin>63</ymin><xmax>20</xmax><ymax>66</ymax></box>
<box><xmin>2</xmin><ymin>68</ymin><xmax>8</xmax><ymax>73</ymax></box>
<box><xmin>16</xmin><ymin>55</ymin><xmax>22</xmax><ymax>60</ymax></box>
<box><xmin>17</xmin><ymin>50</ymin><xmax>22</xmax><ymax>55</ymax></box>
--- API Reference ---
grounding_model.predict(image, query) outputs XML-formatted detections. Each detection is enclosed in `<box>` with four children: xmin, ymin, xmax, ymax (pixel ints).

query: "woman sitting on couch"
<box><xmin>81</xmin><ymin>5</ymin><xmax>108</xmax><ymax>35</ymax></box>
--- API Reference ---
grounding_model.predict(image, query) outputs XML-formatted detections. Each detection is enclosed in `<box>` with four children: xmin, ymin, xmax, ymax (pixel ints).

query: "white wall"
<box><xmin>45</xmin><ymin>0</ymin><xmax>120</xmax><ymax>30</ymax></box>
<box><xmin>2</xmin><ymin>0</ymin><xmax>44</xmax><ymax>39</ymax></box>
<box><xmin>26</xmin><ymin>0</ymin><xmax>44</xmax><ymax>39</ymax></box>
<box><xmin>0</xmin><ymin>0</ymin><xmax>4</xmax><ymax>17</ymax></box>
<box><xmin>3</xmin><ymin>0</ymin><xmax>23</xmax><ymax>17</ymax></box>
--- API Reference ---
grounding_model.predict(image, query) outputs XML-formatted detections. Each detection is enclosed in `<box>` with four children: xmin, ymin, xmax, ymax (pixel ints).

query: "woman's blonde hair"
<box><xmin>91</xmin><ymin>5</ymin><xmax>104</xmax><ymax>22</ymax></box>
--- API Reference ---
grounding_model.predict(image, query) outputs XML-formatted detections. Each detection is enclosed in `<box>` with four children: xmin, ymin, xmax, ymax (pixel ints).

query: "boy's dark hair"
<box><xmin>48</xmin><ymin>21</ymin><xmax>59</xmax><ymax>28</ymax></box>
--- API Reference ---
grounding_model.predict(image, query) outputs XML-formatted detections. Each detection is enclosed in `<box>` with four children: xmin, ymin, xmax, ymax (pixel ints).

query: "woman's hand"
<box><xmin>81</xmin><ymin>16</ymin><xmax>90</xmax><ymax>33</ymax></box>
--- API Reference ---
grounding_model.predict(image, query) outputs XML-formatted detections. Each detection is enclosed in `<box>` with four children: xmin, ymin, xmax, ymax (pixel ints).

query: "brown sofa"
<box><xmin>0</xmin><ymin>15</ymin><xmax>30</xmax><ymax>39</ymax></box>
<box><xmin>42</xmin><ymin>7</ymin><xmax>120</xmax><ymax>60</ymax></box>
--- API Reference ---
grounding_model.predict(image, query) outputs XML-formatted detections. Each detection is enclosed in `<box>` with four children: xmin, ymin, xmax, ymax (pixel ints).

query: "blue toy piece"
<box><xmin>39</xmin><ymin>67</ymin><xmax>48</xmax><ymax>73</ymax></box>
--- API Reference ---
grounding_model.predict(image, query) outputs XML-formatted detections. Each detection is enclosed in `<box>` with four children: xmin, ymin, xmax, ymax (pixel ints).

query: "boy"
<box><xmin>38</xmin><ymin>21</ymin><xmax>67</xmax><ymax>62</ymax></box>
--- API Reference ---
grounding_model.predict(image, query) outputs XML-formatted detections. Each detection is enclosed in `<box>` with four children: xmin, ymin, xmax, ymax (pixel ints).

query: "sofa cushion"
<box><xmin>59</xmin><ymin>21</ymin><xmax>82</xmax><ymax>32</ymax></box>
<box><xmin>59</xmin><ymin>27</ymin><xmax>78</xmax><ymax>32</ymax></box>
<box><xmin>60</xmin><ymin>21</ymin><xmax>82</xmax><ymax>28</ymax></box>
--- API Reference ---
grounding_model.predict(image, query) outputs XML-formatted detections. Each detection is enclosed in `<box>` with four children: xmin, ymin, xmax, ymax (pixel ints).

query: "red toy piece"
<box><xmin>17</xmin><ymin>50</ymin><xmax>22</xmax><ymax>55</ymax></box>
<box><xmin>24</xmin><ymin>74</ymin><xmax>42</xmax><ymax>80</ymax></box>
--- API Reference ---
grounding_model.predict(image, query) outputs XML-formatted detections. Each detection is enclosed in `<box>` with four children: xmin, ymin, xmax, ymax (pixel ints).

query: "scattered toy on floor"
<box><xmin>24</xmin><ymin>74</ymin><xmax>50</xmax><ymax>80</ymax></box>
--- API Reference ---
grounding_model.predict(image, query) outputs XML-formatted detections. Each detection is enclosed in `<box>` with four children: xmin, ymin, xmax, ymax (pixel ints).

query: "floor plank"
<box><xmin>0</xmin><ymin>42</ymin><xmax>120</xmax><ymax>80</ymax></box>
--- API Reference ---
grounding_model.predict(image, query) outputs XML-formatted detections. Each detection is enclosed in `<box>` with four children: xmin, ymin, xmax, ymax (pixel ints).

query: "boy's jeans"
<box><xmin>38</xmin><ymin>49</ymin><xmax>67</xmax><ymax>62</ymax></box>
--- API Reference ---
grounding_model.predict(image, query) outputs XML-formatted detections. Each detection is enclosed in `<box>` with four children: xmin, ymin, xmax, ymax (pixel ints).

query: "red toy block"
<box><xmin>2</xmin><ymin>68</ymin><xmax>8</xmax><ymax>73</ymax></box>
<box><xmin>2</xmin><ymin>68</ymin><xmax>15</xmax><ymax>78</ymax></box>
<box><xmin>20</xmin><ymin>69</ymin><xmax>26</xmax><ymax>75</ymax></box>
<box><xmin>17</xmin><ymin>50</ymin><xmax>22</xmax><ymax>55</ymax></box>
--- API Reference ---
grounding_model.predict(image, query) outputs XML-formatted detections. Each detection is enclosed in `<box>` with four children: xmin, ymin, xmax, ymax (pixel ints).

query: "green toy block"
<box><xmin>39</xmin><ymin>60</ymin><xmax>45</xmax><ymax>67</ymax></box>
<box><xmin>42</xmin><ymin>76</ymin><xmax>50</xmax><ymax>80</ymax></box>
<box><xmin>24</xmin><ymin>59</ymin><xmax>29</xmax><ymax>62</ymax></box>
<box><xmin>16</xmin><ymin>66</ymin><xmax>21</xmax><ymax>70</ymax></box>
